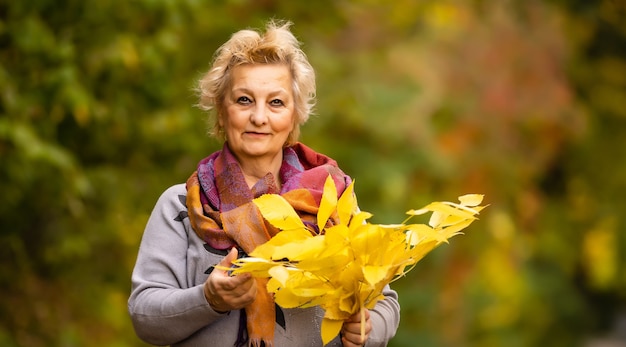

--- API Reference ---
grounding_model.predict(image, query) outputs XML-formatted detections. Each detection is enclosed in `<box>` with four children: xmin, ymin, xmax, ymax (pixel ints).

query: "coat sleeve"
<box><xmin>127</xmin><ymin>184</ymin><xmax>226</xmax><ymax>346</ymax></box>
<box><xmin>367</xmin><ymin>285</ymin><xmax>401</xmax><ymax>346</ymax></box>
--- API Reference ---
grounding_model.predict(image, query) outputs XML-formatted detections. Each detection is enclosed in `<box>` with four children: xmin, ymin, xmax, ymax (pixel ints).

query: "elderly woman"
<box><xmin>128</xmin><ymin>21</ymin><xmax>400</xmax><ymax>347</ymax></box>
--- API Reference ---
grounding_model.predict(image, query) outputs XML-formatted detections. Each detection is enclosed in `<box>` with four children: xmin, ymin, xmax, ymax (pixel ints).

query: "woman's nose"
<box><xmin>250</xmin><ymin>104</ymin><xmax>268</xmax><ymax>125</ymax></box>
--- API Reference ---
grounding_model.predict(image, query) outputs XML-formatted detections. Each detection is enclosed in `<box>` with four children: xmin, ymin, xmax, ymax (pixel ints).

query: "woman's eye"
<box><xmin>237</xmin><ymin>96</ymin><xmax>251</xmax><ymax>104</ymax></box>
<box><xmin>270</xmin><ymin>99</ymin><xmax>284</xmax><ymax>106</ymax></box>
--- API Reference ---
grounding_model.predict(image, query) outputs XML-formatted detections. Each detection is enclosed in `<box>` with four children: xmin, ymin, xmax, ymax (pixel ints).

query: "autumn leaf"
<box><xmin>317</xmin><ymin>175</ymin><xmax>338</xmax><ymax>230</ymax></box>
<box><xmin>337</xmin><ymin>179</ymin><xmax>357</xmax><ymax>224</ymax></box>
<box><xmin>321</xmin><ymin>318</ymin><xmax>344</xmax><ymax>345</ymax></box>
<box><xmin>253</xmin><ymin>194</ymin><xmax>306</xmax><ymax>231</ymax></box>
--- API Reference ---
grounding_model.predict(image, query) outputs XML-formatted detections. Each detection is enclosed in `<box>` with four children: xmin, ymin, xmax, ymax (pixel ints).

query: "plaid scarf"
<box><xmin>186</xmin><ymin>142</ymin><xmax>350</xmax><ymax>347</ymax></box>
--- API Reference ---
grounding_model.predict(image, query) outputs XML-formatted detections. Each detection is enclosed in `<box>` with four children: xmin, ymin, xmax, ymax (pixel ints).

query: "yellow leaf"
<box><xmin>253</xmin><ymin>194</ymin><xmax>305</xmax><ymax>231</ymax></box>
<box><xmin>363</xmin><ymin>265</ymin><xmax>391</xmax><ymax>286</ymax></box>
<box><xmin>405</xmin><ymin>224</ymin><xmax>440</xmax><ymax>245</ymax></box>
<box><xmin>321</xmin><ymin>318</ymin><xmax>343</xmax><ymax>345</ymax></box>
<box><xmin>250</xmin><ymin>228</ymin><xmax>313</xmax><ymax>259</ymax></box>
<box><xmin>350</xmin><ymin>224</ymin><xmax>383</xmax><ymax>253</ymax></box>
<box><xmin>317</xmin><ymin>175</ymin><xmax>338</xmax><ymax>231</ymax></box>
<box><xmin>228</xmin><ymin>258</ymin><xmax>274</xmax><ymax>277</ymax></box>
<box><xmin>266</xmin><ymin>228</ymin><xmax>313</xmax><ymax>245</ymax></box>
<box><xmin>432</xmin><ymin>202</ymin><xmax>477</xmax><ymax>217</ymax></box>
<box><xmin>270</xmin><ymin>272</ymin><xmax>330</xmax><ymax>308</ymax></box>
<box><xmin>458</xmin><ymin>194</ymin><xmax>484</xmax><ymax>206</ymax></box>
<box><xmin>299</xmin><ymin>246</ymin><xmax>350</xmax><ymax>273</ymax></box>
<box><xmin>410</xmin><ymin>201</ymin><xmax>476</xmax><ymax>219</ymax></box>
<box><xmin>472</xmin><ymin>205</ymin><xmax>487</xmax><ymax>213</ymax></box>
<box><xmin>267</xmin><ymin>277</ymin><xmax>281</xmax><ymax>292</ymax></box>
<box><xmin>405</xmin><ymin>208</ymin><xmax>430</xmax><ymax>216</ymax></box>
<box><xmin>290</xmin><ymin>286</ymin><xmax>331</xmax><ymax>298</ymax></box>
<box><xmin>337</xmin><ymin>179</ymin><xmax>356</xmax><ymax>224</ymax></box>
<box><xmin>441</xmin><ymin>201</ymin><xmax>482</xmax><ymax>215</ymax></box>
<box><xmin>349</xmin><ymin>211</ymin><xmax>372</xmax><ymax>229</ymax></box>
<box><xmin>271</xmin><ymin>233</ymin><xmax>326</xmax><ymax>262</ymax></box>
<box><xmin>438</xmin><ymin>219</ymin><xmax>475</xmax><ymax>238</ymax></box>
<box><xmin>403</xmin><ymin>240</ymin><xmax>439</xmax><ymax>265</ymax></box>
<box><xmin>338</xmin><ymin>291</ymin><xmax>358</xmax><ymax>316</ymax></box>
<box><xmin>324</xmin><ymin>224</ymin><xmax>350</xmax><ymax>245</ymax></box>
<box><xmin>364</xmin><ymin>293</ymin><xmax>385</xmax><ymax>309</ymax></box>
<box><xmin>268</xmin><ymin>265</ymin><xmax>291</xmax><ymax>286</ymax></box>
<box><xmin>426</xmin><ymin>202</ymin><xmax>476</xmax><ymax>227</ymax></box>
<box><xmin>273</xmin><ymin>286</ymin><xmax>320</xmax><ymax>308</ymax></box>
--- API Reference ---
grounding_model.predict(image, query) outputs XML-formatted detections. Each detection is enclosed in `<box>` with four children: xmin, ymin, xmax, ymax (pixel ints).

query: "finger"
<box><xmin>342</xmin><ymin>322</ymin><xmax>362</xmax><ymax>335</ymax></box>
<box><xmin>213</xmin><ymin>248</ymin><xmax>241</xmax><ymax>280</ymax></box>
<box><xmin>347</xmin><ymin>308</ymin><xmax>370</xmax><ymax>322</ymax></box>
<box><xmin>341</xmin><ymin>311</ymin><xmax>371</xmax><ymax>345</ymax></box>
<box><xmin>218</xmin><ymin>274</ymin><xmax>256</xmax><ymax>308</ymax></box>
<box><xmin>341</xmin><ymin>332</ymin><xmax>367</xmax><ymax>346</ymax></box>
<box><xmin>223</xmin><ymin>271</ymin><xmax>253</xmax><ymax>291</ymax></box>
<box><xmin>219</xmin><ymin>247</ymin><xmax>239</xmax><ymax>267</ymax></box>
<box><xmin>225</xmin><ymin>248</ymin><xmax>255</xmax><ymax>285</ymax></box>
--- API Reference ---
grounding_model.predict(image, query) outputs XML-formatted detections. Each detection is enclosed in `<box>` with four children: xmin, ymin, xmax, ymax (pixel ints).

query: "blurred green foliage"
<box><xmin>1</xmin><ymin>0</ymin><xmax>625</xmax><ymax>346</ymax></box>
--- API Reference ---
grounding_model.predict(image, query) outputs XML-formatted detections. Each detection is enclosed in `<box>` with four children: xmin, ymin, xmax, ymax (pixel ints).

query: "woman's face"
<box><xmin>221</xmin><ymin>64</ymin><xmax>296</xmax><ymax>165</ymax></box>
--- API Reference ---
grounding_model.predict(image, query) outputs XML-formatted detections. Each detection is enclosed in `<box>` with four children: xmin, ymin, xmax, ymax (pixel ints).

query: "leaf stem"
<box><xmin>360</xmin><ymin>304</ymin><xmax>365</xmax><ymax>342</ymax></box>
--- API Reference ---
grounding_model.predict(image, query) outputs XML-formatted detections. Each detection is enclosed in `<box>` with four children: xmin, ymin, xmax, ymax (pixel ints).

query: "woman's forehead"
<box><xmin>229</xmin><ymin>64</ymin><xmax>293</xmax><ymax>93</ymax></box>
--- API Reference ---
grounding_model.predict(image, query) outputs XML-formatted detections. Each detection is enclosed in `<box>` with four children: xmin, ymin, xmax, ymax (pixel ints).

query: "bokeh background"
<box><xmin>1</xmin><ymin>0</ymin><xmax>625</xmax><ymax>346</ymax></box>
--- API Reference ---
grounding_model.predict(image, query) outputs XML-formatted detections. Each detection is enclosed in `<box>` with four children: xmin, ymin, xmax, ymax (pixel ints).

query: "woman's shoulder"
<box><xmin>155</xmin><ymin>183</ymin><xmax>187</xmax><ymax>202</ymax></box>
<box><xmin>290</xmin><ymin>142</ymin><xmax>339</xmax><ymax>169</ymax></box>
<box><xmin>162</xmin><ymin>183</ymin><xmax>187</xmax><ymax>197</ymax></box>
<box><xmin>152</xmin><ymin>183</ymin><xmax>188</xmax><ymax>213</ymax></box>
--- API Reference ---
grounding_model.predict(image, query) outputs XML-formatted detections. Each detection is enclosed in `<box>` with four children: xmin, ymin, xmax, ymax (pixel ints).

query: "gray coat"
<box><xmin>128</xmin><ymin>184</ymin><xmax>401</xmax><ymax>346</ymax></box>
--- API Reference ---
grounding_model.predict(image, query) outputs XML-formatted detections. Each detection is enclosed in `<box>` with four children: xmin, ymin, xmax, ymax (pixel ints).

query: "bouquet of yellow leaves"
<box><xmin>228</xmin><ymin>176</ymin><xmax>486</xmax><ymax>345</ymax></box>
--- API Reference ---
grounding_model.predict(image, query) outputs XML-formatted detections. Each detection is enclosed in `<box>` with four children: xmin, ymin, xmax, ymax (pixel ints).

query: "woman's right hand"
<box><xmin>204</xmin><ymin>247</ymin><xmax>257</xmax><ymax>313</ymax></box>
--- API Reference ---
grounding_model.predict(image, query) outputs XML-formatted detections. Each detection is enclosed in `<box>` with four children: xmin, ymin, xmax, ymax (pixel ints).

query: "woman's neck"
<box><xmin>237</xmin><ymin>154</ymin><xmax>283</xmax><ymax>189</ymax></box>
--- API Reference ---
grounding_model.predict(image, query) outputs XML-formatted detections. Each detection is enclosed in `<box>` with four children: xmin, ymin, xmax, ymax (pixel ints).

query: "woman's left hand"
<box><xmin>341</xmin><ymin>308</ymin><xmax>371</xmax><ymax>346</ymax></box>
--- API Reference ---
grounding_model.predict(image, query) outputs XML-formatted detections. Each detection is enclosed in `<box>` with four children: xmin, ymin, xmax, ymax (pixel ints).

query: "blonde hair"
<box><xmin>197</xmin><ymin>20</ymin><xmax>316</xmax><ymax>145</ymax></box>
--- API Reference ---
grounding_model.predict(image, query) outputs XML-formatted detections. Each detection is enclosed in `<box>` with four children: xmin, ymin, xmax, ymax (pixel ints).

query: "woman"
<box><xmin>128</xmin><ymin>21</ymin><xmax>400</xmax><ymax>347</ymax></box>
